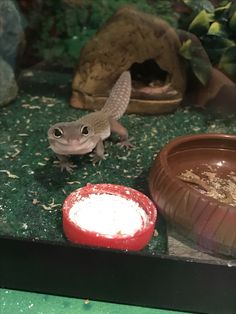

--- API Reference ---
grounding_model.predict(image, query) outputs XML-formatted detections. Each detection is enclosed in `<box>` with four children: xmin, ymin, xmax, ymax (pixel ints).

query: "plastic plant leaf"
<box><xmin>179</xmin><ymin>39</ymin><xmax>192</xmax><ymax>60</ymax></box>
<box><xmin>229</xmin><ymin>11</ymin><xmax>236</xmax><ymax>34</ymax></box>
<box><xmin>188</xmin><ymin>10</ymin><xmax>211</xmax><ymax>36</ymax></box>
<box><xmin>229</xmin><ymin>2</ymin><xmax>236</xmax><ymax>18</ymax></box>
<box><xmin>207</xmin><ymin>21</ymin><xmax>227</xmax><ymax>36</ymax></box>
<box><xmin>192</xmin><ymin>55</ymin><xmax>212</xmax><ymax>85</ymax></box>
<box><xmin>203</xmin><ymin>35</ymin><xmax>235</xmax><ymax>49</ymax></box>
<box><xmin>179</xmin><ymin>36</ymin><xmax>212</xmax><ymax>85</ymax></box>
<box><xmin>202</xmin><ymin>35</ymin><xmax>235</xmax><ymax>64</ymax></box>
<box><xmin>214</xmin><ymin>1</ymin><xmax>232</xmax><ymax>19</ymax></box>
<box><xmin>182</xmin><ymin>0</ymin><xmax>214</xmax><ymax>13</ymax></box>
<box><xmin>218</xmin><ymin>46</ymin><xmax>236</xmax><ymax>77</ymax></box>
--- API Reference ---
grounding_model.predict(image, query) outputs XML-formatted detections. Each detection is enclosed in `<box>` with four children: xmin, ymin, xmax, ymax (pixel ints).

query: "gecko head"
<box><xmin>48</xmin><ymin>121</ymin><xmax>95</xmax><ymax>155</ymax></box>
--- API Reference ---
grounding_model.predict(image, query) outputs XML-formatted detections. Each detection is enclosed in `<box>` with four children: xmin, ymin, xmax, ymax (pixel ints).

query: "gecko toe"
<box><xmin>117</xmin><ymin>138</ymin><xmax>134</xmax><ymax>149</ymax></box>
<box><xmin>91</xmin><ymin>154</ymin><xmax>106</xmax><ymax>165</ymax></box>
<box><xmin>58</xmin><ymin>162</ymin><xmax>77</xmax><ymax>173</ymax></box>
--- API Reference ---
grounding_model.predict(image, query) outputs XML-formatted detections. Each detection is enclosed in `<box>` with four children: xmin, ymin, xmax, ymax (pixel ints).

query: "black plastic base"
<box><xmin>1</xmin><ymin>237</ymin><xmax>236</xmax><ymax>314</ymax></box>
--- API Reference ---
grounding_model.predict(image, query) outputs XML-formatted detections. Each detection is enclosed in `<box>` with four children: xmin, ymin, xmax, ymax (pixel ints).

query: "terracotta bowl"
<box><xmin>149</xmin><ymin>133</ymin><xmax>236</xmax><ymax>257</ymax></box>
<box><xmin>63</xmin><ymin>184</ymin><xmax>157</xmax><ymax>251</ymax></box>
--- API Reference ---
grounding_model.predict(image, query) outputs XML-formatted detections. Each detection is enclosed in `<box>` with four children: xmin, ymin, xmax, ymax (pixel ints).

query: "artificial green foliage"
<box><xmin>218</xmin><ymin>46</ymin><xmax>236</xmax><ymax>77</ymax></box>
<box><xmin>191</xmin><ymin>54</ymin><xmax>212</xmax><ymax>85</ymax></box>
<box><xmin>229</xmin><ymin>11</ymin><xmax>236</xmax><ymax>33</ymax></box>
<box><xmin>201</xmin><ymin>35</ymin><xmax>235</xmax><ymax>64</ymax></box>
<box><xmin>214</xmin><ymin>1</ymin><xmax>232</xmax><ymax>19</ymax></box>
<box><xmin>178</xmin><ymin>0</ymin><xmax>236</xmax><ymax>79</ymax></box>
<box><xmin>35</xmin><ymin>0</ymin><xmax>176</xmax><ymax>67</ymax></box>
<box><xmin>177</xmin><ymin>0</ymin><xmax>214</xmax><ymax>30</ymax></box>
<box><xmin>188</xmin><ymin>10</ymin><xmax>212</xmax><ymax>36</ymax></box>
<box><xmin>179</xmin><ymin>37</ymin><xmax>212</xmax><ymax>85</ymax></box>
<box><xmin>182</xmin><ymin>0</ymin><xmax>214</xmax><ymax>13</ymax></box>
<box><xmin>179</xmin><ymin>39</ymin><xmax>192</xmax><ymax>60</ymax></box>
<box><xmin>207</xmin><ymin>21</ymin><xmax>227</xmax><ymax>36</ymax></box>
<box><xmin>35</xmin><ymin>1</ymin><xmax>97</xmax><ymax>66</ymax></box>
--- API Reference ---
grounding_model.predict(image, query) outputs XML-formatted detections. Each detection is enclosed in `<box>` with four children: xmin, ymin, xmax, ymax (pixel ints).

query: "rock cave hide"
<box><xmin>71</xmin><ymin>7</ymin><xmax>187</xmax><ymax>114</ymax></box>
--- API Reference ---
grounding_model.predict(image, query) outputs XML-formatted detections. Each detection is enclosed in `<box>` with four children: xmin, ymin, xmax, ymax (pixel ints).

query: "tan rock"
<box><xmin>71</xmin><ymin>7</ymin><xmax>187</xmax><ymax>114</ymax></box>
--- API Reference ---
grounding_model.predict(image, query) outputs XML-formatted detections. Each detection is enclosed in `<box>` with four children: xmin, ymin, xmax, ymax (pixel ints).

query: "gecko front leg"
<box><xmin>109</xmin><ymin>118</ymin><xmax>133</xmax><ymax>148</ymax></box>
<box><xmin>56</xmin><ymin>154</ymin><xmax>77</xmax><ymax>173</ymax></box>
<box><xmin>92</xmin><ymin>138</ymin><xmax>106</xmax><ymax>164</ymax></box>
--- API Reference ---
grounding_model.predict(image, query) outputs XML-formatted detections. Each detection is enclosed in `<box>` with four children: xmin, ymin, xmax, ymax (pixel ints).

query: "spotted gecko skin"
<box><xmin>48</xmin><ymin>71</ymin><xmax>132</xmax><ymax>172</ymax></box>
<box><xmin>101</xmin><ymin>71</ymin><xmax>131</xmax><ymax>119</ymax></box>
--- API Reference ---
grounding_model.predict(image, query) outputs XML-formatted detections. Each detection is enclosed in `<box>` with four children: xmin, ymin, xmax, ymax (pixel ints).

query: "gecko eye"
<box><xmin>81</xmin><ymin>125</ymin><xmax>89</xmax><ymax>136</ymax></box>
<box><xmin>53</xmin><ymin>127</ymin><xmax>63</xmax><ymax>138</ymax></box>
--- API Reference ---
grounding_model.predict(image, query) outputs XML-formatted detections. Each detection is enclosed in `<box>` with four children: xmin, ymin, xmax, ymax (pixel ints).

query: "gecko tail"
<box><xmin>101</xmin><ymin>71</ymin><xmax>131</xmax><ymax>120</ymax></box>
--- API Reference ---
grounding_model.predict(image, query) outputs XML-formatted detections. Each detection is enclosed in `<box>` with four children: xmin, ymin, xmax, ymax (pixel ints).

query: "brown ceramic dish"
<box><xmin>149</xmin><ymin>133</ymin><xmax>236</xmax><ymax>257</ymax></box>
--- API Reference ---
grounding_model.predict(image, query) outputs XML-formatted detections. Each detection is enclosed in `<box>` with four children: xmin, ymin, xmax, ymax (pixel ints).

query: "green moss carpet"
<box><xmin>0</xmin><ymin>69</ymin><xmax>235</xmax><ymax>256</ymax></box>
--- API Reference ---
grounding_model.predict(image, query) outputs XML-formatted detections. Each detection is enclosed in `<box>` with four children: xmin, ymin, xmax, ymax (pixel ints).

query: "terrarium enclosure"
<box><xmin>1</xmin><ymin>1</ymin><xmax>236</xmax><ymax>313</ymax></box>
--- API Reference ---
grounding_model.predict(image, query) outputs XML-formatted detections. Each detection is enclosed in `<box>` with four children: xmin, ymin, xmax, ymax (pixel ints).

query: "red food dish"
<box><xmin>63</xmin><ymin>183</ymin><xmax>157</xmax><ymax>251</ymax></box>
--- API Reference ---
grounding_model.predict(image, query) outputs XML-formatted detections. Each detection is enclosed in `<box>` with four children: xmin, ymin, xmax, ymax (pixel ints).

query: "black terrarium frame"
<box><xmin>1</xmin><ymin>233</ymin><xmax>236</xmax><ymax>314</ymax></box>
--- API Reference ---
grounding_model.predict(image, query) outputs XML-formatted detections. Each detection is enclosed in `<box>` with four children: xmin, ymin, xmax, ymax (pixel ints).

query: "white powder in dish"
<box><xmin>69</xmin><ymin>193</ymin><xmax>148</xmax><ymax>238</ymax></box>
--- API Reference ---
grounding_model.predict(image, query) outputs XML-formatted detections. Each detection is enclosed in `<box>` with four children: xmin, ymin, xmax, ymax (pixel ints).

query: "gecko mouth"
<box><xmin>50</xmin><ymin>139</ymin><xmax>95</xmax><ymax>155</ymax></box>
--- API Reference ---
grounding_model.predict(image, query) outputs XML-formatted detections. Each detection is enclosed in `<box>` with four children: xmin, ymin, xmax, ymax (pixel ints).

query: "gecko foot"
<box><xmin>117</xmin><ymin>138</ymin><xmax>134</xmax><ymax>149</ymax></box>
<box><xmin>55</xmin><ymin>161</ymin><xmax>77</xmax><ymax>173</ymax></box>
<box><xmin>91</xmin><ymin>154</ymin><xmax>106</xmax><ymax>165</ymax></box>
